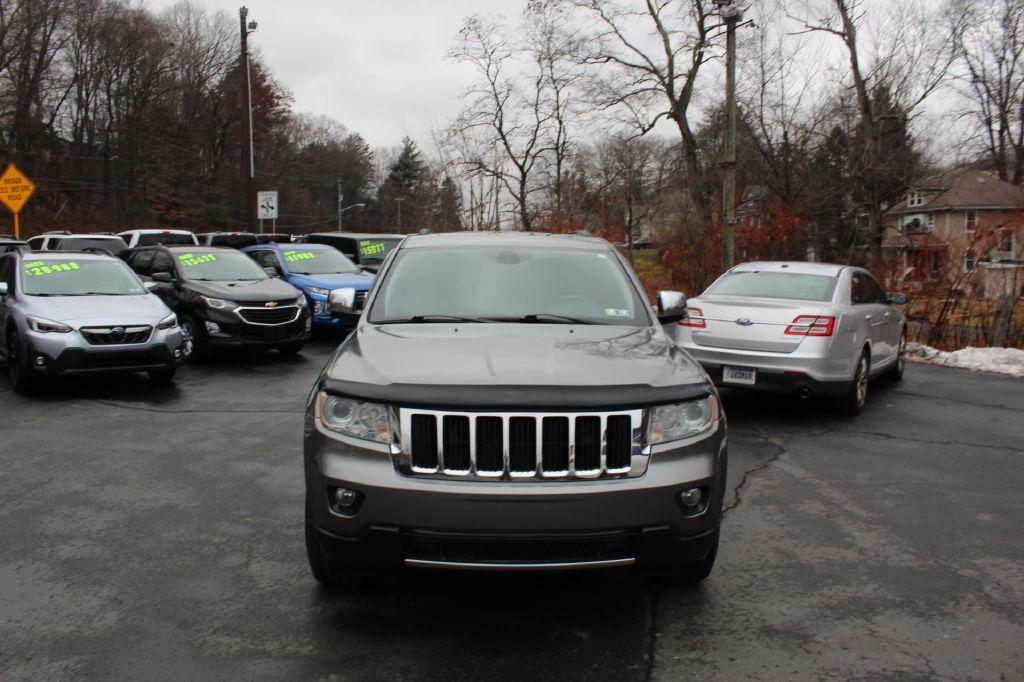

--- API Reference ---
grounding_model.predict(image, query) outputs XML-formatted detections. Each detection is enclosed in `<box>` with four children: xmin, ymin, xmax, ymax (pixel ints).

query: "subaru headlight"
<box><xmin>306</xmin><ymin>286</ymin><xmax>329</xmax><ymax>297</ymax></box>
<box><xmin>317</xmin><ymin>393</ymin><xmax>392</xmax><ymax>443</ymax></box>
<box><xmin>157</xmin><ymin>313</ymin><xmax>178</xmax><ymax>330</ymax></box>
<box><xmin>294</xmin><ymin>294</ymin><xmax>308</xmax><ymax>308</ymax></box>
<box><xmin>199</xmin><ymin>296</ymin><xmax>238</xmax><ymax>311</ymax></box>
<box><xmin>26</xmin><ymin>316</ymin><xmax>72</xmax><ymax>333</ymax></box>
<box><xmin>647</xmin><ymin>396</ymin><xmax>718</xmax><ymax>444</ymax></box>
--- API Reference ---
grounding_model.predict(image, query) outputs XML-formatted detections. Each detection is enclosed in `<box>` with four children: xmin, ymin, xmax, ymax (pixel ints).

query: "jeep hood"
<box><xmin>322</xmin><ymin>324</ymin><xmax>711</xmax><ymax>408</ymax></box>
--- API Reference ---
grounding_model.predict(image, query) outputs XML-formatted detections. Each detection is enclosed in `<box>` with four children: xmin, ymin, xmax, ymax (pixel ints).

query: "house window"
<box><xmin>927</xmin><ymin>214</ymin><xmax>935</xmax><ymax>232</ymax></box>
<box><xmin>908</xmin><ymin>191</ymin><xmax>922</xmax><ymax>207</ymax></box>
<box><xmin>965</xmin><ymin>210</ymin><xmax>977</xmax><ymax>232</ymax></box>
<box><xmin>999</xmin><ymin>229</ymin><xmax>1015</xmax><ymax>260</ymax></box>
<box><xmin>965</xmin><ymin>249</ymin><xmax>977</xmax><ymax>272</ymax></box>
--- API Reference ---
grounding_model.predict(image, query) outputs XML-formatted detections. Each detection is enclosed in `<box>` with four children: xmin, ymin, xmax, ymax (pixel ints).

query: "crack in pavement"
<box><xmin>818</xmin><ymin>427</ymin><xmax>1024</xmax><ymax>455</ymax></box>
<box><xmin>892</xmin><ymin>388</ymin><xmax>1024</xmax><ymax>412</ymax></box>
<box><xmin>90</xmin><ymin>399</ymin><xmax>304</xmax><ymax>415</ymax></box>
<box><xmin>724</xmin><ymin>421</ymin><xmax>788</xmax><ymax>514</ymax></box>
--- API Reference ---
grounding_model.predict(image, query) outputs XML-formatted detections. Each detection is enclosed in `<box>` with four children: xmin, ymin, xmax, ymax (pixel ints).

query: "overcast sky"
<box><xmin>148</xmin><ymin>0</ymin><xmax>522</xmax><ymax>150</ymax></box>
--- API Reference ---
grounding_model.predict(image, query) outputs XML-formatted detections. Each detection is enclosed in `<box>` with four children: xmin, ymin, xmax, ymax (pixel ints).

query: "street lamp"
<box><xmin>714</xmin><ymin>0</ymin><xmax>743</xmax><ymax>270</ymax></box>
<box><xmin>240</xmin><ymin>7</ymin><xmax>258</xmax><ymax>231</ymax></box>
<box><xmin>338</xmin><ymin>202</ymin><xmax>365</xmax><ymax>231</ymax></box>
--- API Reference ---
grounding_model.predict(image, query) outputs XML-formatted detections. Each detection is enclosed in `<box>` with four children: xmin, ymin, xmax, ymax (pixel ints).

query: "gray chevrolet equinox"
<box><xmin>304</xmin><ymin>232</ymin><xmax>727</xmax><ymax>584</ymax></box>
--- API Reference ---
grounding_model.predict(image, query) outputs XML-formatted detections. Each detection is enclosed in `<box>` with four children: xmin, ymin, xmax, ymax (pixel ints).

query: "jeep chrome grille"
<box><xmin>396</xmin><ymin>409</ymin><xmax>646</xmax><ymax>480</ymax></box>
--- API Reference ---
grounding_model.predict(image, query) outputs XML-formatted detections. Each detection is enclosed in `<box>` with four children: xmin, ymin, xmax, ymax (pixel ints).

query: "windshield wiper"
<box><xmin>517</xmin><ymin>313</ymin><xmax>596</xmax><ymax>325</ymax></box>
<box><xmin>376</xmin><ymin>314</ymin><xmax>494</xmax><ymax>324</ymax></box>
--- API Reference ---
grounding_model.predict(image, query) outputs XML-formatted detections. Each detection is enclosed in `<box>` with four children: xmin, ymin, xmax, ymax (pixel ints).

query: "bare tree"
<box><xmin>955</xmin><ymin>0</ymin><xmax>1024</xmax><ymax>184</ymax></box>
<box><xmin>448</xmin><ymin>14</ymin><xmax>553</xmax><ymax>230</ymax></box>
<box><xmin>555</xmin><ymin>0</ymin><xmax>716</xmax><ymax>227</ymax></box>
<box><xmin>792</xmin><ymin>0</ymin><xmax>965</xmax><ymax>262</ymax></box>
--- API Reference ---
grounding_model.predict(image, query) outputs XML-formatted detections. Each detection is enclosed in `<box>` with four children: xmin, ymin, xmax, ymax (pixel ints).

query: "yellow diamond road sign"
<box><xmin>0</xmin><ymin>163</ymin><xmax>36</xmax><ymax>214</ymax></box>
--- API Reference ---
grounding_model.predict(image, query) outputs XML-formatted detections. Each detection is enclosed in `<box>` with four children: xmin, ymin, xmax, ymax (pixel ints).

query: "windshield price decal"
<box><xmin>23</xmin><ymin>261</ymin><xmax>80</xmax><ymax>276</ymax></box>
<box><xmin>359</xmin><ymin>241</ymin><xmax>386</xmax><ymax>257</ymax></box>
<box><xmin>179</xmin><ymin>253</ymin><xmax>217</xmax><ymax>267</ymax></box>
<box><xmin>284</xmin><ymin>251</ymin><xmax>316</xmax><ymax>262</ymax></box>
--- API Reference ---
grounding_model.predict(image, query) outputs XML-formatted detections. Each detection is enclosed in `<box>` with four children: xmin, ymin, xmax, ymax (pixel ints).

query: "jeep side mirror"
<box><xmin>152</xmin><ymin>272</ymin><xmax>174</xmax><ymax>283</ymax></box>
<box><xmin>329</xmin><ymin>287</ymin><xmax>357</xmax><ymax>315</ymax></box>
<box><xmin>887</xmin><ymin>293</ymin><xmax>908</xmax><ymax>305</ymax></box>
<box><xmin>656</xmin><ymin>290</ymin><xmax>687</xmax><ymax>324</ymax></box>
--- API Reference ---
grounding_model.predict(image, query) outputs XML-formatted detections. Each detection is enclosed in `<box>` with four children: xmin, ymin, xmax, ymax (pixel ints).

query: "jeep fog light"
<box><xmin>34</xmin><ymin>355</ymin><xmax>46</xmax><ymax>366</ymax></box>
<box><xmin>334</xmin><ymin>488</ymin><xmax>357</xmax><ymax>508</ymax></box>
<box><xmin>204</xmin><ymin>321</ymin><xmax>221</xmax><ymax>334</ymax></box>
<box><xmin>679</xmin><ymin>488</ymin><xmax>702</xmax><ymax>507</ymax></box>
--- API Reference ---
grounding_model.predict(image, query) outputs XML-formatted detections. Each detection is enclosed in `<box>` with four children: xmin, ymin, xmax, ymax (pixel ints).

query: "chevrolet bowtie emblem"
<box><xmin>265</xmin><ymin>301</ymin><xmax>278</xmax><ymax>308</ymax></box>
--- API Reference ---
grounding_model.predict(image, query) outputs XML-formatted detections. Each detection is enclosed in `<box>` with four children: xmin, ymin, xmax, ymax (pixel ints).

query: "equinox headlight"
<box><xmin>294</xmin><ymin>294</ymin><xmax>308</xmax><ymax>308</ymax></box>
<box><xmin>157</xmin><ymin>313</ymin><xmax>178</xmax><ymax>330</ymax></box>
<box><xmin>647</xmin><ymin>396</ymin><xmax>718</xmax><ymax>445</ymax></box>
<box><xmin>199</xmin><ymin>296</ymin><xmax>238</xmax><ymax>311</ymax></box>
<box><xmin>317</xmin><ymin>393</ymin><xmax>392</xmax><ymax>444</ymax></box>
<box><xmin>306</xmin><ymin>286</ymin><xmax>329</xmax><ymax>297</ymax></box>
<box><xmin>26</xmin><ymin>316</ymin><xmax>72</xmax><ymax>333</ymax></box>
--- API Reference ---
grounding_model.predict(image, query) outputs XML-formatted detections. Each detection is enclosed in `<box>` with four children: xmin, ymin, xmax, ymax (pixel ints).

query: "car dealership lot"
<box><xmin>1</xmin><ymin>341</ymin><xmax>1022</xmax><ymax>680</ymax></box>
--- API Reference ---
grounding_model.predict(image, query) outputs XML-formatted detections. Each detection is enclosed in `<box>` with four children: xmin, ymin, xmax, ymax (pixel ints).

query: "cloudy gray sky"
<box><xmin>149</xmin><ymin>0</ymin><xmax>519</xmax><ymax>149</ymax></box>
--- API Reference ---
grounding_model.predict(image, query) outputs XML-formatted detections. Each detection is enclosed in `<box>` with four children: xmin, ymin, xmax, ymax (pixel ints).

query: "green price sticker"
<box><xmin>284</xmin><ymin>251</ymin><xmax>316</xmax><ymax>262</ymax></box>
<box><xmin>359</xmin><ymin>241</ymin><xmax>386</xmax><ymax>257</ymax></box>
<box><xmin>23</xmin><ymin>261</ymin><xmax>80</xmax><ymax>276</ymax></box>
<box><xmin>179</xmin><ymin>253</ymin><xmax>217</xmax><ymax>267</ymax></box>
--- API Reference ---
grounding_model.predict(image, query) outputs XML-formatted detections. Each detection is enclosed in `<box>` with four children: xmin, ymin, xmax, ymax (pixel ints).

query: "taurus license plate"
<box><xmin>723</xmin><ymin>366</ymin><xmax>757</xmax><ymax>385</ymax></box>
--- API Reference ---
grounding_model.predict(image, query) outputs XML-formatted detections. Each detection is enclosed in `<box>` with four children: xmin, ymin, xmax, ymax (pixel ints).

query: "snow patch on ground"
<box><xmin>907</xmin><ymin>342</ymin><xmax>1024</xmax><ymax>378</ymax></box>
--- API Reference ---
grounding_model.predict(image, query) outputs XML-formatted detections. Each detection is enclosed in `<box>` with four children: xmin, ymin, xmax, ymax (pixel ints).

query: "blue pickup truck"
<box><xmin>243</xmin><ymin>243</ymin><xmax>374</xmax><ymax>328</ymax></box>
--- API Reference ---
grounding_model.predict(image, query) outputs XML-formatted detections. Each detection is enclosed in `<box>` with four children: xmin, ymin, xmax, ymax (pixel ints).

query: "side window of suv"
<box><xmin>128</xmin><ymin>250</ymin><xmax>155</xmax><ymax>277</ymax></box>
<box><xmin>150</xmin><ymin>251</ymin><xmax>175</xmax><ymax>277</ymax></box>
<box><xmin>0</xmin><ymin>255</ymin><xmax>13</xmax><ymax>293</ymax></box>
<box><xmin>27</xmin><ymin>237</ymin><xmax>44</xmax><ymax>250</ymax></box>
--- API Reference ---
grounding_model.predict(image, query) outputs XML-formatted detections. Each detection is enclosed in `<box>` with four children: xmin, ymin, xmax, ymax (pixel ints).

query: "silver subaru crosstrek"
<box><xmin>672</xmin><ymin>261</ymin><xmax>908</xmax><ymax>414</ymax></box>
<box><xmin>0</xmin><ymin>250</ymin><xmax>184</xmax><ymax>392</ymax></box>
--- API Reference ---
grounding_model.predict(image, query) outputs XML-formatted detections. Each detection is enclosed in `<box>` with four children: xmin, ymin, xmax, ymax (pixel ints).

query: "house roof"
<box><xmin>888</xmin><ymin>168</ymin><xmax>1024</xmax><ymax>215</ymax></box>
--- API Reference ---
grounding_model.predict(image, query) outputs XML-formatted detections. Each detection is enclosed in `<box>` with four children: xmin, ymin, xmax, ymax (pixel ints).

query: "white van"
<box><xmin>119</xmin><ymin>229</ymin><xmax>199</xmax><ymax>248</ymax></box>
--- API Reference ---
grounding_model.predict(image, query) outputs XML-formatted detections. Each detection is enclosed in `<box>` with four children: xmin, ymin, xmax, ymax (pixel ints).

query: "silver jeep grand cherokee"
<box><xmin>0</xmin><ymin>250</ymin><xmax>183</xmax><ymax>391</ymax></box>
<box><xmin>304</xmin><ymin>232</ymin><xmax>727</xmax><ymax>584</ymax></box>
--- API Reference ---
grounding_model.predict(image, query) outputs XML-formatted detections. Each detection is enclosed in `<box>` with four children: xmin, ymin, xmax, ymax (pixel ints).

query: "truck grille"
<box><xmin>397</xmin><ymin>408</ymin><xmax>645</xmax><ymax>480</ymax></box>
<box><xmin>80</xmin><ymin>326</ymin><xmax>152</xmax><ymax>345</ymax></box>
<box><xmin>237</xmin><ymin>305</ymin><xmax>299</xmax><ymax>325</ymax></box>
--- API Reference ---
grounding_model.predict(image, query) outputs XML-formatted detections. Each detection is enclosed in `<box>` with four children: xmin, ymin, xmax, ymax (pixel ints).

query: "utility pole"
<box><xmin>239</xmin><ymin>7</ymin><xmax>258</xmax><ymax>232</ymax></box>
<box><xmin>716</xmin><ymin>0</ymin><xmax>742</xmax><ymax>271</ymax></box>
<box><xmin>395</xmin><ymin>197</ymin><xmax>404</xmax><ymax>233</ymax></box>
<box><xmin>337</xmin><ymin>180</ymin><xmax>343</xmax><ymax>231</ymax></box>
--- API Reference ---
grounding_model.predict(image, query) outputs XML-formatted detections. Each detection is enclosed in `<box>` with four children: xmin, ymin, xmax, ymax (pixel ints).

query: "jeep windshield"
<box><xmin>368</xmin><ymin>245</ymin><xmax>649</xmax><ymax>326</ymax></box>
<box><xmin>21</xmin><ymin>258</ymin><xmax>145</xmax><ymax>296</ymax></box>
<box><xmin>282</xmin><ymin>248</ymin><xmax>359</xmax><ymax>275</ymax></box>
<box><xmin>175</xmin><ymin>251</ymin><xmax>268</xmax><ymax>282</ymax></box>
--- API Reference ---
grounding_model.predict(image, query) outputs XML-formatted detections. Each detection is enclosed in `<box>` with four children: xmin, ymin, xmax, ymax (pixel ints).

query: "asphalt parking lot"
<box><xmin>1</xmin><ymin>336</ymin><xmax>1022</xmax><ymax>680</ymax></box>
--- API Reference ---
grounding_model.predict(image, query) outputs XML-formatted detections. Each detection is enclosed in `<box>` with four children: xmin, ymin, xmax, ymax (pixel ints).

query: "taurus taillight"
<box><xmin>784</xmin><ymin>315</ymin><xmax>835</xmax><ymax>337</ymax></box>
<box><xmin>678</xmin><ymin>307</ymin><xmax>706</xmax><ymax>328</ymax></box>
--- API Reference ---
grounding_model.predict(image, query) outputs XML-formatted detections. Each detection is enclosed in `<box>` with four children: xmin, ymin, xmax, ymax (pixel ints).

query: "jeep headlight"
<box><xmin>647</xmin><ymin>396</ymin><xmax>718</xmax><ymax>444</ymax></box>
<box><xmin>317</xmin><ymin>393</ymin><xmax>392</xmax><ymax>443</ymax></box>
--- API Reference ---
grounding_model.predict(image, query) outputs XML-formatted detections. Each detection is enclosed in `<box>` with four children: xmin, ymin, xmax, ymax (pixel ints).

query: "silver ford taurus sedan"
<box><xmin>0</xmin><ymin>250</ymin><xmax>184</xmax><ymax>392</ymax></box>
<box><xmin>672</xmin><ymin>262</ymin><xmax>907</xmax><ymax>414</ymax></box>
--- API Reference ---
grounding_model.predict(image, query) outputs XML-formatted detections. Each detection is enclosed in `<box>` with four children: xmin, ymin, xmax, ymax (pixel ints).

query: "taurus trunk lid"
<box><xmin>686</xmin><ymin>296</ymin><xmax>827</xmax><ymax>353</ymax></box>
